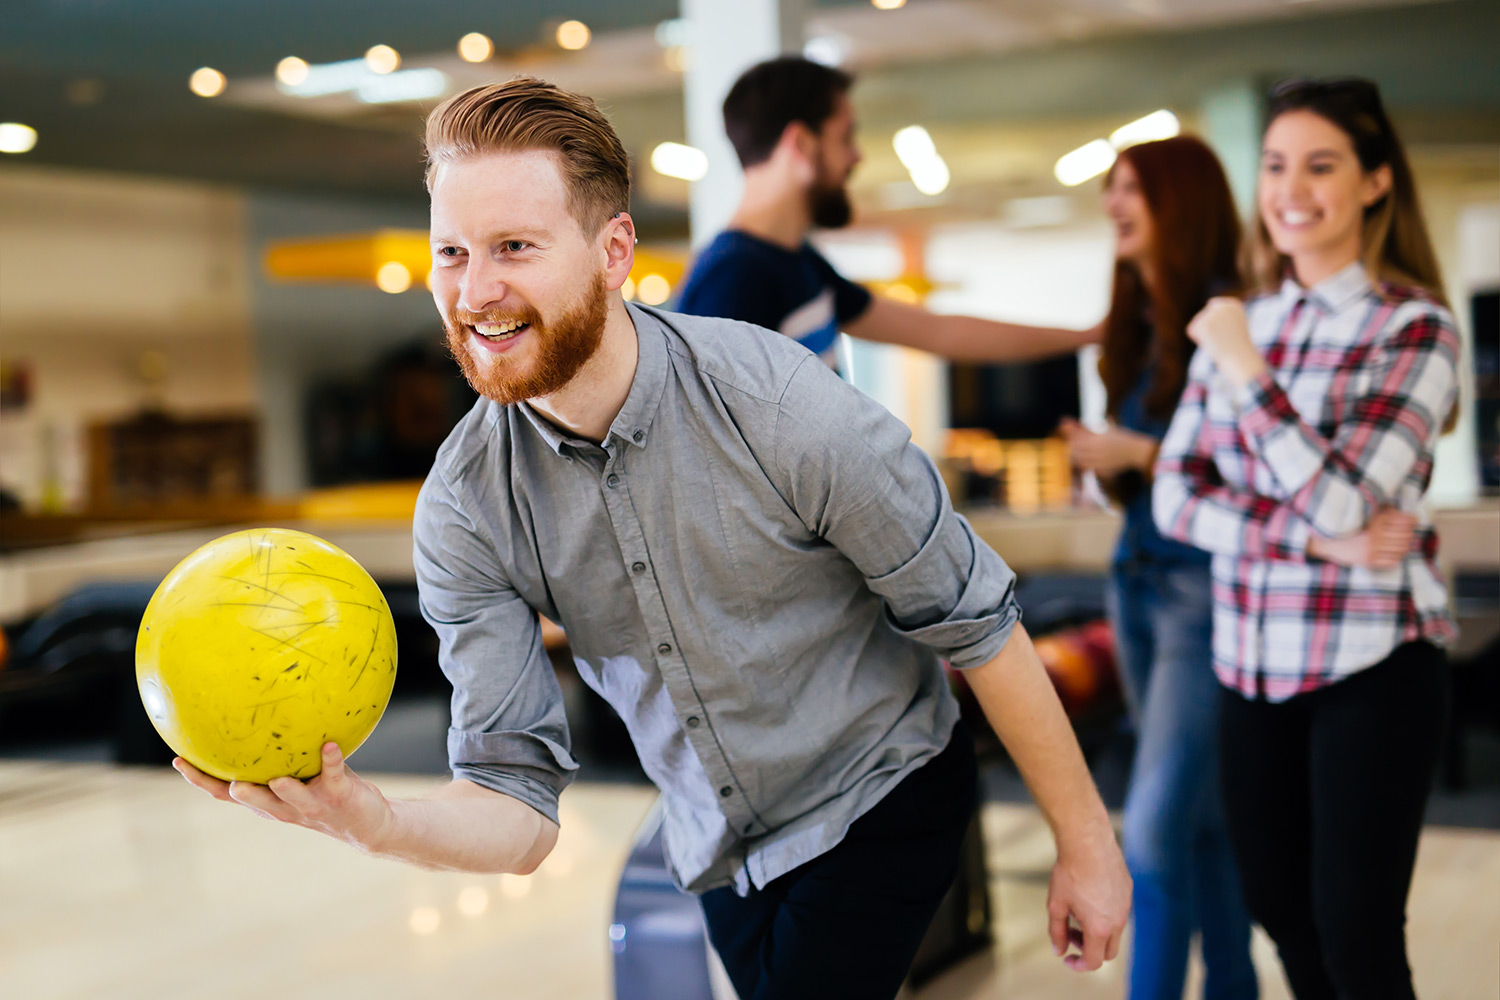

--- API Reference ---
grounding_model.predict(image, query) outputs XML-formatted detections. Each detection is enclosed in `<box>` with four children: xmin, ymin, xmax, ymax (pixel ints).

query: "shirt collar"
<box><xmin>513</xmin><ymin>302</ymin><xmax>669</xmax><ymax>457</ymax></box>
<box><xmin>516</xmin><ymin>400</ymin><xmax>584</xmax><ymax>456</ymax></box>
<box><xmin>607</xmin><ymin>303</ymin><xmax>670</xmax><ymax>451</ymax></box>
<box><xmin>1278</xmin><ymin>260</ymin><xmax>1373</xmax><ymax>315</ymax></box>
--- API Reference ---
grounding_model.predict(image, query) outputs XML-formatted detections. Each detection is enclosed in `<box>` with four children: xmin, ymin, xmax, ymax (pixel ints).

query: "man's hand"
<box><xmin>1047</xmin><ymin>827</ymin><xmax>1132</xmax><ymax>971</ymax></box>
<box><xmin>174</xmin><ymin>743</ymin><xmax>395</xmax><ymax>853</ymax></box>
<box><xmin>1307</xmin><ymin>507</ymin><xmax>1416</xmax><ymax>570</ymax></box>
<box><xmin>1059</xmin><ymin>418</ymin><xmax>1157</xmax><ymax>477</ymax></box>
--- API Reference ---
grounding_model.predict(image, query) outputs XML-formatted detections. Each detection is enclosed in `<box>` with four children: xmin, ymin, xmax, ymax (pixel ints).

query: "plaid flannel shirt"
<box><xmin>1153</xmin><ymin>261</ymin><xmax>1459</xmax><ymax>701</ymax></box>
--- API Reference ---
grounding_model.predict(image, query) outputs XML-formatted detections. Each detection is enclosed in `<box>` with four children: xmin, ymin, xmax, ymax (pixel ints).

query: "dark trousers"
<box><xmin>1219</xmin><ymin>641</ymin><xmax>1449</xmax><ymax>1000</ymax></box>
<box><xmin>700</xmin><ymin>726</ymin><xmax>977</xmax><ymax>1000</ymax></box>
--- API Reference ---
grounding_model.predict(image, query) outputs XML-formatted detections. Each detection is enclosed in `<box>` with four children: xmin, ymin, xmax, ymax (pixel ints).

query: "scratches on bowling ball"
<box><xmin>348</xmin><ymin>619</ymin><xmax>381</xmax><ymax>691</ymax></box>
<box><xmin>219</xmin><ymin>574</ymin><xmax>305</xmax><ymax>611</ymax></box>
<box><xmin>281</xmin><ymin>662</ymin><xmax>300</xmax><ymax>673</ymax></box>
<box><xmin>247</xmin><ymin>626</ymin><xmax>329</xmax><ymax>665</ymax></box>
<box><xmin>267</xmin><ymin>568</ymin><xmax>358</xmax><ymax>588</ymax></box>
<box><xmin>213</xmin><ymin>600</ymin><xmax>306</xmax><ymax>613</ymax></box>
<box><xmin>257</xmin><ymin>617</ymin><xmax>334</xmax><ymax>632</ymax></box>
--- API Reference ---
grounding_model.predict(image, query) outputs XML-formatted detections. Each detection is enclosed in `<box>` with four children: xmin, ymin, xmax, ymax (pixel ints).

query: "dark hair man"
<box><xmin>677</xmin><ymin>56</ymin><xmax>1099</xmax><ymax>367</ymax></box>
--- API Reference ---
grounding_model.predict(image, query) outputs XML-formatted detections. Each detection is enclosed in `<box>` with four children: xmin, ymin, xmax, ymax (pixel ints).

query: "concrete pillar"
<box><xmin>681</xmin><ymin>0</ymin><xmax>805</xmax><ymax>247</ymax></box>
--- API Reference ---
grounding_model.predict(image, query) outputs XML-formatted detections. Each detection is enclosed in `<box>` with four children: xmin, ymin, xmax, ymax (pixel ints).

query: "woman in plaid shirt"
<box><xmin>1154</xmin><ymin>79</ymin><xmax>1460</xmax><ymax>998</ymax></box>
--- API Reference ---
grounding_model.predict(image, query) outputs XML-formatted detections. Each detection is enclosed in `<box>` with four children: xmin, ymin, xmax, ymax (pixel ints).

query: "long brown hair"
<box><xmin>1099</xmin><ymin>136</ymin><xmax>1243</xmax><ymax>422</ymax></box>
<box><xmin>1249</xmin><ymin>77</ymin><xmax>1455</xmax><ymax>430</ymax></box>
<box><xmin>1248</xmin><ymin>78</ymin><xmax>1446</xmax><ymax>303</ymax></box>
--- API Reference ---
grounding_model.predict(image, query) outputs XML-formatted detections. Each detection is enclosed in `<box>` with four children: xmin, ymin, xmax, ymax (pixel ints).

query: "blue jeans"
<box><xmin>1108</xmin><ymin>560</ymin><xmax>1257</xmax><ymax>1000</ymax></box>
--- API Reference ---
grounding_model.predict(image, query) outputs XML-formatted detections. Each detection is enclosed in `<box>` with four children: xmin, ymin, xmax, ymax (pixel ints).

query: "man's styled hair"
<box><xmin>722</xmin><ymin>56</ymin><xmax>854</xmax><ymax>168</ymax></box>
<box><xmin>424</xmin><ymin>76</ymin><xmax>631</xmax><ymax>233</ymax></box>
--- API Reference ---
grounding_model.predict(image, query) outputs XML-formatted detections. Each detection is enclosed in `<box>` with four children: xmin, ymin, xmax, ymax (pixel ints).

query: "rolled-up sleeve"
<box><xmin>413</xmin><ymin>468</ymin><xmax>578</xmax><ymax>823</ymax></box>
<box><xmin>772</xmin><ymin>356</ymin><xmax>1021</xmax><ymax>668</ymax></box>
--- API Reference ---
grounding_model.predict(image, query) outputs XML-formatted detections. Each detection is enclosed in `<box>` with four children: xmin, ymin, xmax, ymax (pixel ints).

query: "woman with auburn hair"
<box><xmin>1154</xmin><ymin>78</ymin><xmax>1459</xmax><ymax>998</ymax></box>
<box><xmin>1061</xmin><ymin>135</ymin><xmax>1258</xmax><ymax>1000</ymax></box>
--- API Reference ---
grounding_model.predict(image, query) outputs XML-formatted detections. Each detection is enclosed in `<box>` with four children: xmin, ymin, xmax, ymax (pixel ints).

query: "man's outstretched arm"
<box><xmin>844</xmin><ymin>295</ymin><xmax>1101</xmax><ymax>362</ymax></box>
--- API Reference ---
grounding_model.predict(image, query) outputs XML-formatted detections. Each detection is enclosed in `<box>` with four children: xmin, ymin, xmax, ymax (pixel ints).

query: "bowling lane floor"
<box><xmin>3</xmin><ymin>761</ymin><xmax>1497</xmax><ymax>1000</ymax></box>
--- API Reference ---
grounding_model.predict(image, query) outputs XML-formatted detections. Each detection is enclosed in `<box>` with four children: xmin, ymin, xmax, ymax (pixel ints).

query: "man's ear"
<box><xmin>774</xmin><ymin>121</ymin><xmax>817</xmax><ymax>185</ymax></box>
<box><xmin>601</xmin><ymin>212</ymin><xmax>636</xmax><ymax>291</ymax></box>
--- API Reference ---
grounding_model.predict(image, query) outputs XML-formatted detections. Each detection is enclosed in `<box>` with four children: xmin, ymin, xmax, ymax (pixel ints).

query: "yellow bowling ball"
<box><xmin>136</xmin><ymin>527</ymin><xmax>397</xmax><ymax>784</ymax></box>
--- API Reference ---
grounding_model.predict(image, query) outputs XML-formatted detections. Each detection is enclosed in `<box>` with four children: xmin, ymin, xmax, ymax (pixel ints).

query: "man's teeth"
<box><xmin>475</xmin><ymin>321</ymin><xmax>529</xmax><ymax>340</ymax></box>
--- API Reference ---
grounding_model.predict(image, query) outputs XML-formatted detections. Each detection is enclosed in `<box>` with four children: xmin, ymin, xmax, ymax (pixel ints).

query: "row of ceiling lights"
<box><xmin>1054</xmin><ymin>110</ymin><xmax>1181</xmax><ymax>185</ymax></box>
<box><xmin>186</xmin><ymin>0</ymin><xmax>914</xmax><ymax>103</ymax></box>
<box><xmin>187</xmin><ymin>22</ymin><xmax>594</xmax><ymax>100</ymax></box>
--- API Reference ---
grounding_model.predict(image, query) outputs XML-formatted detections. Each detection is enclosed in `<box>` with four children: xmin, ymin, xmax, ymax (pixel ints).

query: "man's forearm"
<box><xmin>962</xmin><ymin>624</ymin><xmax>1114</xmax><ymax>849</ymax></box>
<box><xmin>844</xmin><ymin>296</ymin><xmax>1097</xmax><ymax>363</ymax></box>
<box><xmin>370</xmin><ymin>779</ymin><xmax>559</xmax><ymax>875</ymax></box>
<box><xmin>932</xmin><ymin>314</ymin><xmax>1098</xmax><ymax>363</ymax></box>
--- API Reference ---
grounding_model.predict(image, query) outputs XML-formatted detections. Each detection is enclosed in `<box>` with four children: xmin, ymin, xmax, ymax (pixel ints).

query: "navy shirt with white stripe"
<box><xmin>676</xmin><ymin>230</ymin><xmax>873</xmax><ymax>368</ymax></box>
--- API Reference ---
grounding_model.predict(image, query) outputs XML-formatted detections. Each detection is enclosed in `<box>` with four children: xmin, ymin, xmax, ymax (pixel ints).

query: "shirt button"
<box><xmin>631</xmin><ymin>561</ymin><xmax>646</xmax><ymax>574</ymax></box>
<box><xmin>719</xmin><ymin>786</ymin><xmax>732</xmax><ymax>798</ymax></box>
<box><xmin>686</xmin><ymin>716</ymin><xmax>700</xmax><ymax>728</ymax></box>
<box><xmin>657</xmin><ymin>643</ymin><xmax>672</xmax><ymax>655</ymax></box>
<box><xmin>632</xmin><ymin>430</ymin><xmax>644</xmax><ymax>443</ymax></box>
<box><xmin>606</xmin><ymin>474</ymin><xmax>619</xmax><ymax>488</ymax></box>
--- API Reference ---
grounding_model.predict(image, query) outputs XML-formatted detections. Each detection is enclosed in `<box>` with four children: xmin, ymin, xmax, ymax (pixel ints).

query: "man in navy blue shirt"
<box><xmin>678</xmin><ymin>56</ymin><xmax>1098</xmax><ymax>367</ymax></box>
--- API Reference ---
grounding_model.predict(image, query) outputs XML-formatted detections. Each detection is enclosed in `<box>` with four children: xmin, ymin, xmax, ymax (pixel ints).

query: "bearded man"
<box><xmin>676</xmin><ymin>55</ymin><xmax>1098</xmax><ymax>368</ymax></box>
<box><xmin>174</xmin><ymin>77</ymin><xmax>1130</xmax><ymax>999</ymax></box>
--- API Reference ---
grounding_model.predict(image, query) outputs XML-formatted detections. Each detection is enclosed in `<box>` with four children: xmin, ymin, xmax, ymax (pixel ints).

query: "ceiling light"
<box><xmin>365</xmin><ymin>45</ymin><xmax>400</xmax><ymax>75</ymax></box>
<box><xmin>1055</xmin><ymin>139</ymin><xmax>1117</xmax><ymax>187</ymax></box>
<box><xmin>892</xmin><ymin>125</ymin><xmax>937</xmax><ymax>167</ymax></box>
<box><xmin>872</xmin><ymin>0</ymin><xmax>907</xmax><ymax>9</ymax></box>
<box><xmin>276</xmin><ymin>57</ymin><xmax>309</xmax><ymax>86</ymax></box>
<box><xmin>278</xmin><ymin>59</ymin><xmax>368</xmax><ymax>97</ymax></box>
<box><xmin>408</xmin><ymin>907</ymin><xmax>440</xmax><ymax>935</ymax></box>
<box><xmin>803</xmin><ymin>36</ymin><xmax>846</xmax><ymax>67</ymax></box>
<box><xmin>650</xmin><ymin>142</ymin><xmax>709</xmax><ymax>182</ymax></box>
<box><xmin>621</xmin><ymin>277</ymin><xmax>637</xmax><ymax>301</ymax></box>
<box><xmin>637</xmin><ymin>274</ymin><xmax>671</xmax><ymax>305</ymax></box>
<box><xmin>1109</xmin><ymin>109</ymin><xmax>1180</xmax><ymax>149</ymax></box>
<box><xmin>189</xmin><ymin>67</ymin><xmax>226</xmax><ymax>98</ymax></box>
<box><xmin>556</xmin><ymin>20</ymin><xmax>591</xmax><ymax>50</ymax></box>
<box><xmin>356</xmin><ymin>69</ymin><xmax>448</xmax><ymax>104</ymax></box>
<box><xmin>0</xmin><ymin>123</ymin><xmax>38</xmax><ymax>154</ymax></box>
<box><xmin>376</xmin><ymin>261</ymin><xmax>412</xmax><ymax>293</ymax></box>
<box><xmin>892</xmin><ymin>126</ymin><xmax>950</xmax><ymax>197</ymax></box>
<box><xmin>458</xmin><ymin>32</ymin><xmax>493</xmax><ymax>62</ymax></box>
<box><xmin>909</xmin><ymin>159</ymin><xmax>950</xmax><ymax>196</ymax></box>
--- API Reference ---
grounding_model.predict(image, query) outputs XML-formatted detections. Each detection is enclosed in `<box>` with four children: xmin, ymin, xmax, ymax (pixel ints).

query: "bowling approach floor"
<box><xmin>3</xmin><ymin>758</ymin><xmax>1497</xmax><ymax>1000</ymax></box>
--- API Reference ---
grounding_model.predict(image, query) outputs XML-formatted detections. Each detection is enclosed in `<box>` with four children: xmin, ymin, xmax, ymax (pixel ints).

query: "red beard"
<box><xmin>444</xmin><ymin>271</ymin><xmax>609</xmax><ymax>406</ymax></box>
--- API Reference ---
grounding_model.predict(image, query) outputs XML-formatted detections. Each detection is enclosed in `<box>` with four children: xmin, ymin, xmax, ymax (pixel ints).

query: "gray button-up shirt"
<box><xmin>413</xmin><ymin>303</ymin><xmax>1020</xmax><ymax>894</ymax></box>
